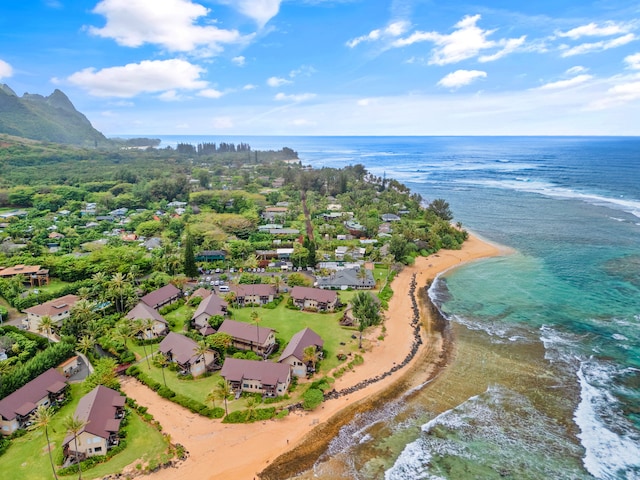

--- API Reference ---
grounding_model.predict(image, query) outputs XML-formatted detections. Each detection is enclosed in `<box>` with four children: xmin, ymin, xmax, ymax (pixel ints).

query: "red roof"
<box><xmin>63</xmin><ymin>385</ymin><xmax>124</xmax><ymax>445</ymax></box>
<box><xmin>141</xmin><ymin>284</ymin><xmax>181</xmax><ymax>308</ymax></box>
<box><xmin>125</xmin><ymin>302</ymin><xmax>167</xmax><ymax>324</ymax></box>
<box><xmin>290</xmin><ymin>286</ymin><xmax>337</xmax><ymax>304</ymax></box>
<box><xmin>24</xmin><ymin>294</ymin><xmax>80</xmax><ymax>317</ymax></box>
<box><xmin>278</xmin><ymin>328</ymin><xmax>324</xmax><ymax>363</ymax></box>
<box><xmin>221</xmin><ymin>358</ymin><xmax>290</xmax><ymax>386</ymax></box>
<box><xmin>217</xmin><ymin>319</ymin><xmax>274</xmax><ymax>345</ymax></box>
<box><xmin>234</xmin><ymin>284</ymin><xmax>276</xmax><ymax>298</ymax></box>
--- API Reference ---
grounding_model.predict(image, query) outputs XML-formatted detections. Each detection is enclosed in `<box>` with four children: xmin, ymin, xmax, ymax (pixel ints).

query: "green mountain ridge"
<box><xmin>0</xmin><ymin>84</ymin><xmax>108</xmax><ymax>146</ymax></box>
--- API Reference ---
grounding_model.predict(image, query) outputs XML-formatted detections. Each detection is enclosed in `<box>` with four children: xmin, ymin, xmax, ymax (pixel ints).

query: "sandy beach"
<box><xmin>119</xmin><ymin>233</ymin><xmax>503</xmax><ymax>480</ymax></box>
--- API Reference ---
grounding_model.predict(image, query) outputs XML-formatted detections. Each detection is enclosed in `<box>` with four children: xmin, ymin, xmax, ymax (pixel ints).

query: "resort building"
<box><xmin>62</xmin><ymin>386</ymin><xmax>125</xmax><ymax>462</ymax></box>
<box><xmin>217</xmin><ymin>319</ymin><xmax>276</xmax><ymax>356</ymax></box>
<box><xmin>125</xmin><ymin>302</ymin><xmax>169</xmax><ymax>338</ymax></box>
<box><xmin>220</xmin><ymin>358</ymin><xmax>291</xmax><ymax>397</ymax></box>
<box><xmin>158</xmin><ymin>332</ymin><xmax>216</xmax><ymax>377</ymax></box>
<box><xmin>140</xmin><ymin>284</ymin><xmax>181</xmax><ymax>310</ymax></box>
<box><xmin>191</xmin><ymin>294</ymin><xmax>228</xmax><ymax>336</ymax></box>
<box><xmin>316</xmin><ymin>267</ymin><xmax>375</xmax><ymax>290</ymax></box>
<box><xmin>290</xmin><ymin>286</ymin><xmax>338</xmax><ymax>312</ymax></box>
<box><xmin>233</xmin><ymin>284</ymin><xmax>276</xmax><ymax>306</ymax></box>
<box><xmin>23</xmin><ymin>294</ymin><xmax>80</xmax><ymax>333</ymax></box>
<box><xmin>195</xmin><ymin>250</ymin><xmax>226</xmax><ymax>262</ymax></box>
<box><xmin>278</xmin><ymin>328</ymin><xmax>324</xmax><ymax>377</ymax></box>
<box><xmin>0</xmin><ymin>369</ymin><xmax>68</xmax><ymax>435</ymax></box>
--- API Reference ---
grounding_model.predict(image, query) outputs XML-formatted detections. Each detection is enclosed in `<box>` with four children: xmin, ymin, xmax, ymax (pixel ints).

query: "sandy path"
<box><xmin>118</xmin><ymin>233</ymin><xmax>503</xmax><ymax>480</ymax></box>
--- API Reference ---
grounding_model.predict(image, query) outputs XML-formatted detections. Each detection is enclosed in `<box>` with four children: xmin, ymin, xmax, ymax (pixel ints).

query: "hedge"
<box><xmin>222</xmin><ymin>407</ymin><xmax>276</xmax><ymax>423</ymax></box>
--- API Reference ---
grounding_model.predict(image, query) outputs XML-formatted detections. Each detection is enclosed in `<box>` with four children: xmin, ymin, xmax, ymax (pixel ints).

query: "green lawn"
<box><xmin>25</xmin><ymin>278</ymin><xmax>72</xmax><ymax>296</ymax></box>
<box><xmin>2</xmin><ymin>383</ymin><xmax>168</xmax><ymax>480</ymax></box>
<box><xmin>163</xmin><ymin>304</ymin><xmax>194</xmax><ymax>332</ymax></box>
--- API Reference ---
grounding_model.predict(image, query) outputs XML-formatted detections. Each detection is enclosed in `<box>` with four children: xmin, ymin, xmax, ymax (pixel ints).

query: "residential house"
<box><xmin>278</xmin><ymin>328</ymin><xmax>324</xmax><ymax>377</ymax></box>
<box><xmin>381</xmin><ymin>213</ymin><xmax>401</xmax><ymax>222</ymax></box>
<box><xmin>257</xmin><ymin>224</ymin><xmax>283</xmax><ymax>232</ymax></box>
<box><xmin>191</xmin><ymin>294</ymin><xmax>228</xmax><ymax>336</ymax></box>
<box><xmin>190</xmin><ymin>287</ymin><xmax>211</xmax><ymax>300</ymax></box>
<box><xmin>316</xmin><ymin>267</ymin><xmax>376</xmax><ymax>290</ymax></box>
<box><xmin>220</xmin><ymin>358</ymin><xmax>291</xmax><ymax>397</ymax></box>
<box><xmin>270</xmin><ymin>228</ymin><xmax>300</xmax><ymax>236</ymax></box>
<box><xmin>335</xmin><ymin>246</ymin><xmax>350</xmax><ymax>260</ymax></box>
<box><xmin>125</xmin><ymin>302</ymin><xmax>169</xmax><ymax>338</ymax></box>
<box><xmin>0</xmin><ymin>369</ymin><xmax>67</xmax><ymax>435</ymax></box>
<box><xmin>344</xmin><ymin>220</ymin><xmax>365</xmax><ymax>236</ymax></box>
<box><xmin>23</xmin><ymin>294</ymin><xmax>80</xmax><ymax>333</ymax></box>
<box><xmin>217</xmin><ymin>319</ymin><xmax>276</xmax><ymax>356</ymax></box>
<box><xmin>233</xmin><ymin>284</ymin><xmax>276</xmax><ymax>306</ymax></box>
<box><xmin>62</xmin><ymin>386</ymin><xmax>125</xmax><ymax>462</ymax></box>
<box><xmin>56</xmin><ymin>356</ymin><xmax>80</xmax><ymax>378</ymax></box>
<box><xmin>195</xmin><ymin>250</ymin><xmax>226</xmax><ymax>262</ymax></box>
<box><xmin>158</xmin><ymin>332</ymin><xmax>216</xmax><ymax>377</ymax></box>
<box><xmin>261</xmin><ymin>206</ymin><xmax>288</xmax><ymax>221</ymax></box>
<box><xmin>290</xmin><ymin>286</ymin><xmax>338</xmax><ymax>312</ymax></box>
<box><xmin>142</xmin><ymin>237</ymin><xmax>162</xmax><ymax>250</ymax></box>
<box><xmin>140</xmin><ymin>284</ymin><xmax>181</xmax><ymax>310</ymax></box>
<box><xmin>0</xmin><ymin>264</ymin><xmax>49</xmax><ymax>286</ymax></box>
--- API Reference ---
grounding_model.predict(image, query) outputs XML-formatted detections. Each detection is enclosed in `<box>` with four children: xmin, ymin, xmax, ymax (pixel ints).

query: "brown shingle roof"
<box><xmin>24</xmin><ymin>294</ymin><xmax>80</xmax><ymax>317</ymax></box>
<box><xmin>290</xmin><ymin>286</ymin><xmax>337</xmax><ymax>304</ymax></box>
<box><xmin>141</xmin><ymin>284</ymin><xmax>181</xmax><ymax>308</ymax></box>
<box><xmin>234</xmin><ymin>284</ymin><xmax>276</xmax><ymax>298</ymax></box>
<box><xmin>278</xmin><ymin>328</ymin><xmax>324</xmax><ymax>363</ymax></box>
<box><xmin>0</xmin><ymin>264</ymin><xmax>41</xmax><ymax>276</ymax></box>
<box><xmin>190</xmin><ymin>288</ymin><xmax>211</xmax><ymax>300</ymax></box>
<box><xmin>217</xmin><ymin>319</ymin><xmax>274</xmax><ymax>345</ymax></box>
<box><xmin>0</xmin><ymin>369</ymin><xmax>67</xmax><ymax>421</ymax></box>
<box><xmin>125</xmin><ymin>302</ymin><xmax>167</xmax><ymax>324</ymax></box>
<box><xmin>63</xmin><ymin>385</ymin><xmax>124</xmax><ymax>445</ymax></box>
<box><xmin>220</xmin><ymin>358</ymin><xmax>290</xmax><ymax>386</ymax></box>
<box><xmin>158</xmin><ymin>332</ymin><xmax>203</xmax><ymax>365</ymax></box>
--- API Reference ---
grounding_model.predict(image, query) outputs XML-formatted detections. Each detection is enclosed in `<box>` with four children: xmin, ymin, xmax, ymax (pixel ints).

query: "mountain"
<box><xmin>0</xmin><ymin>84</ymin><xmax>108</xmax><ymax>146</ymax></box>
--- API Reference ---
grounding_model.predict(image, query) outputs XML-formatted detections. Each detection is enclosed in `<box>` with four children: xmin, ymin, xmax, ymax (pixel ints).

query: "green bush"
<box><xmin>303</xmin><ymin>388</ymin><xmax>324</xmax><ymax>410</ymax></box>
<box><xmin>222</xmin><ymin>407</ymin><xmax>276</xmax><ymax>423</ymax></box>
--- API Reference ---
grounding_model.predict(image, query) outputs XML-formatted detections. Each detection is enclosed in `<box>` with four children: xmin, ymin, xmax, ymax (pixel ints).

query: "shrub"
<box><xmin>303</xmin><ymin>388</ymin><xmax>324</xmax><ymax>410</ymax></box>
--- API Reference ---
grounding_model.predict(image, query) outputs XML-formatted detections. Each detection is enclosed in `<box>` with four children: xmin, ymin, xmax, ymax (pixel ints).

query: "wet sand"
<box><xmin>118</xmin><ymin>233</ymin><xmax>503</xmax><ymax>480</ymax></box>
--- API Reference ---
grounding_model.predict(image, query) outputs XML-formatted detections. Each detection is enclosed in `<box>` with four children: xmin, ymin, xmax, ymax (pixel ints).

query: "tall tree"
<box><xmin>183</xmin><ymin>231</ymin><xmax>198</xmax><ymax>279</ymax></box>
<box><xmin>63</xmin><ymin>415</ymin><xmax>88</xmax><ymax>480</ymax></box>
<box><xmin>37</xmin><ymin>315</ymin><xmax>55</xmax><ymax>344</ymax></box>
<box><xmin>302</xmin><ymin>345</ymin><xmax>319</xmax><ymax>374</ymax></box>
<box><xmin>427</xmin><ymin>198</ymin><xmax>453</xmax><ymax>221</ymax></box>
<box><xmin>29</xmin><ymin>405</ymin><xmax>59</xmax><ymax>480</ymax></box>
<box><xmin>213</xmin><ymin>379</ymin><xmax>233</xmax><ymax>416</ymax></box>
<box><xmin>351</xmin><ymin>291</ymin><xmax>382</xmax><ymax>348</ymax></box>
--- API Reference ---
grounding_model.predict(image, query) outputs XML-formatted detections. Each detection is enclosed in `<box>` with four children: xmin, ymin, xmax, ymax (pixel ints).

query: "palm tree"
<box><xmin>244</xmin><ymin>397</ymin><xmax>258</xmax><ymax>422</ymax></box>
<box><xmin>76</xmin><ymin>335</ymin><xmax>94</xmax><ymax>357</ymax></box>
<box><xmin>113</xmin><ymin>321</ymin><xmax>134</xmax><ymax>349</ymax></box>
<box><xmin>29</xmin><ymin>405</ymin><xmax>59</xmax><ymax>480</ymax></box>
<box><xmin>192</xmin><ymin>340</ymin><xmax>210</xmax><ymax>371</ymax></box>
<box><xmin>37</xmin><ymin>315</ymin><xmax>55</xmax><ymax>344</ymax></box>
<box><xmin>302</xmin><ymin>345</ymin><xmax>319</xmax><ymax>374</ymax></box>
<box><xmin>351</xmin><ymin>291</ymin><xmax>382</xmax><ymax>349</ymax></box>
<box><xmin>133</xmin><ymin>319</ymin><xmax>152</xmax><ymax>369</ymax></box>
<box><xmin>109</xmin><ymin>273</ymin><xmax>126</xmax><ymax>313</ymax></box>
<box><xmin>156</xmin><ymin>353</ymin><xmax>169</xmax><ymax>387</ymax></box>
<box><xmin>223</xmin><ymin>291</ymin><xmax>237</xmax><ymax>308</ymax></box>
<box><xmin>213</xmin><ymin>379</ymin><xmax>233</xmax><ymax>416</ymax></box>
<box><xmin>357</xmin><ymin>266</ymin><xmax>368</xmax><ymax>287</ymax></box>
<box><xmin>127</xmin><ymin>264</ymin><xmax>141</xmax><ymax>286</ymax></box>
<box><xmin>250</xmin><ymin>310</ymin><xmax>261</xmax><ymax>355</ymax></box>
<box><xmin>63</xmin><ymin>415</ymin><xmax>88</xmax><ymax>480</ymax></box>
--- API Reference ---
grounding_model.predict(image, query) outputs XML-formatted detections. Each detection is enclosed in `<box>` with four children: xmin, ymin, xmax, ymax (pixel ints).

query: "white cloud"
<box><xmin>157</xmin><ymin>90</ymin><xmax>183</xmax><ymax>101</ymax></box>
<box><xmin>625</xmin><ymin>53</ymin><xmax>640</xmax><ymax>70</ymax></box>
<box><xmin>274</xmin><ymin>92</ymin><xmax>316</xmax><ymax>102</ymax></box>
<box><xmin>346</xmin><ymin>21</ymin><xmax>410</xmax><ymax>48</ymax></box>
<box><xmin>0</xmin><ymin>59</ymin><xmax>13</xmax><ymax>79</ymax></box>
<box><xmin>67</xmin><ymin>59</ymin><xmax>208</xmax><ymax>97</ymax></box>
<box><xmin>589</xmin><ymin>80</ymin><xmax>640</xmax><ymax>110</ymax></box>
<box><xmin>557</xmin><ymin>21</ymin><xmax>632</xmax><ymax>40</ymax></box>
<box><xmin>437</xmin><ymin>69</ymin><xmax>487</xmax><ymax>89</ymax></box>
<box><xmin>232</xmin><ymin>56</ymin><xmax>246</xmax><ymax>66</ymax></box>
<box><xmin>198</xmin><ymin>88</ymin><xmax>224</xmax><ymax>98</ymax></box>
<box><xmin>267</xmin><ymin>76</ymin><xmax>292</xmax><ymax>87</ymax></box>
<box><xmin>289</xmin><ymin>65</ymin><xmax>316</xmax><ymax>78</ymax></box>
<box><xmin>89</xmin><ymin>0</ymin><xmax>246</xmax><ymax>55</ymax></box>
<box><xmin>560</xmin><ymin>33</ymin><xmax>636</xmax><ymax>57</ymax></box>
<box><xmin>566</xmin><ymin>66</ymin><xmax>588</xmax><ymax>75</ymax></box>
<box><xmin>291</xmin><ymin>118</ymin><xmax>316</xmax><ymax>126</ymax></box>
<box><xmin>243</xmin><ymin>84</ymin><xmax>257</xmax><ymax>90</ymax></box>
<box><xmin>479</xmin><ymin>36</ymin><xmax>526</xmax><ymax>62</ymax></box>
<box><xmin>536</xmin><ymin>74</ymin><xmax>593</xmax><ymax>90</ymax></box>
<box><xmin>222</xmin><ymin>0</ymin><xmax>281</xmax><ymax>28</ymax></box>
<box><xmin>393</xmin><ymin>15</ymin><xmax>523</xmax><ymax>65</ymax></box>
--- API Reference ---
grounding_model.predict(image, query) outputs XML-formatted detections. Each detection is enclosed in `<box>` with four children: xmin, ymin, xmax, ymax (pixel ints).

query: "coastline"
<box><xmin>118</xmin><ymin>233</ymin><xmax>504</xmax><ymax>480</ymax></box>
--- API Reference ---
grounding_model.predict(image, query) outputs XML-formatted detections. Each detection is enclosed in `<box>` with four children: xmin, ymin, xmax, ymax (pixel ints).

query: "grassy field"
<box><xmin>163</xmin><ymin>304</ymin><xmax>193</xmax><ymax>332</ymax></box>
<box><xmin>2</xmin><ymin>383</ymin><xmax>168</xmax><ymax>480</ymax></box>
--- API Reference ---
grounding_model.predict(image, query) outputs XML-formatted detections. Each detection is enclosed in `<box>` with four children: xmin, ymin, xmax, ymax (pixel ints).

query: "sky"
<box><xmin>1</xmin><ymin>0</ymin><xmax>640</xmax><ymax>136</ymax></box>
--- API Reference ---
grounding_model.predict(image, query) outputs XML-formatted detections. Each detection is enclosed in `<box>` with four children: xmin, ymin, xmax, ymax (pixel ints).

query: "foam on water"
<box><xmin>574</xmin><ymin>361</ymin><xmax>640</xmax><ymax>479</ymax></box>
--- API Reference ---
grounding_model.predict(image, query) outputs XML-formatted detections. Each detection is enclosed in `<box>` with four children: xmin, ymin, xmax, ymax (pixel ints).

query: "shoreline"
<box><xmin>119</xmin><ymin>233</ymin><xmax>504</xmax><ymax>480</ymax></box>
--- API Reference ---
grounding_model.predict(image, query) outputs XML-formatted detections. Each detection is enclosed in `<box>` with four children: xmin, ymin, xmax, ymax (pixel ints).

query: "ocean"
<box><xmin>152</xmin><ymin>135</ymin><xmax>640</xmax><ymax>479</ymax></box>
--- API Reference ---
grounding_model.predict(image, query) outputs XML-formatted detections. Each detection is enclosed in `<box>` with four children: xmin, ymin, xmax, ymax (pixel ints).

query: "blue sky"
<box><xmin>1</xmin><ymin>0</ymin><xmax>640</xmax><ymax>136</ymax></box>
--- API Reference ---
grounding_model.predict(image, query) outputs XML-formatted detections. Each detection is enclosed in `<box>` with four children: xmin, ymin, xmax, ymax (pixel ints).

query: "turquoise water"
<box><xmin>152</xmin><ymin>136</ymin><xmax>640</xmax><ymax>479</ymax></box>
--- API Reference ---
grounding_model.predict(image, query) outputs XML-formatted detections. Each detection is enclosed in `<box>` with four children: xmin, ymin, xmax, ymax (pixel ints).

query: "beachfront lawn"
<box><xmin>2</xmin><ymin>383</ymin><xmax>167</xmax><ymax>480</ymax></box>
<box><xmin>229</xmin><ymin>297</ymin><xmax>361</xmax><ymax>372</ymax></box>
